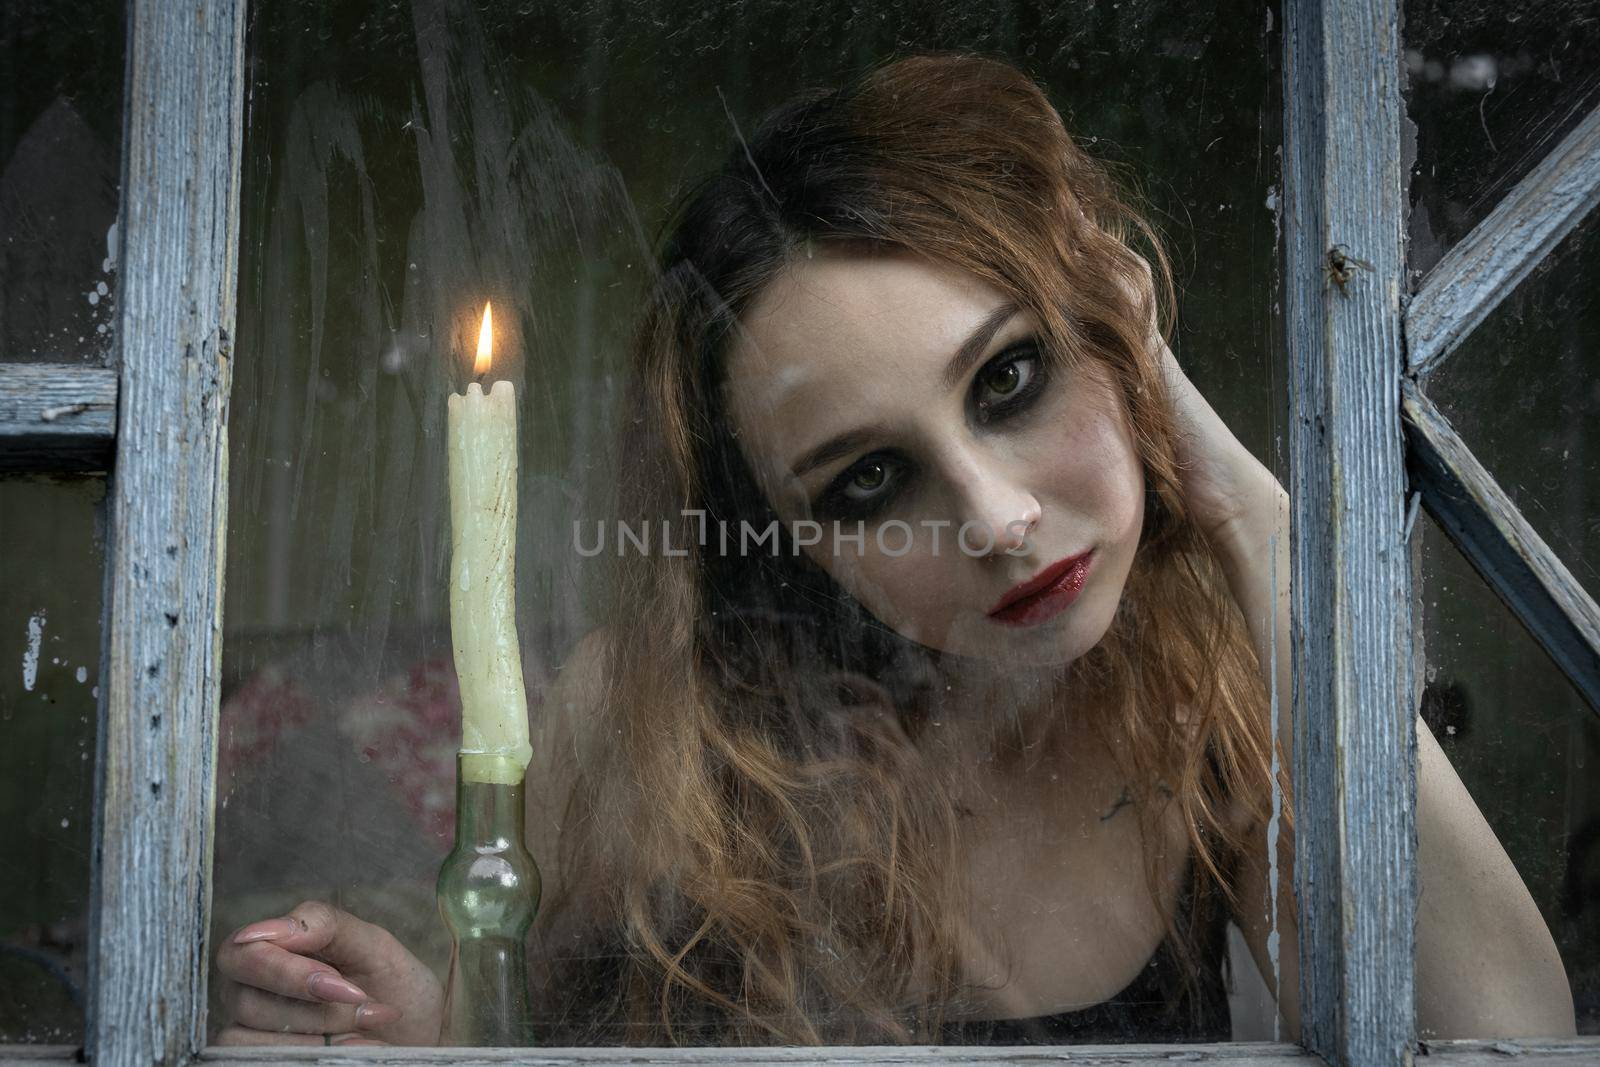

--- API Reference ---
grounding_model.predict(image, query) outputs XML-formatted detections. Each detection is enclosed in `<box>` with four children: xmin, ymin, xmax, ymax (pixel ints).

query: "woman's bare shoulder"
<box><xmin>532</xmin><ymin>626</ymin><xmax>613</xmax><ymax>771</ymax></box>
<box><xmin>525</xmin><ymin>628</ymin><xmax>613</xmax><ymax>863</ymax></box>
<box><xmin>525</xmin><ymin>629</ymin><xmax>625</xmax><ymax>962</ymax></box>
<box><xmin>546</xmin><ymin>627</ymin><xmax>612</xmax><ymax>709</ymax></box>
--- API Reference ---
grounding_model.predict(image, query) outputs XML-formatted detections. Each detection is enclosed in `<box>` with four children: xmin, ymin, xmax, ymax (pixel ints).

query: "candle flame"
<box><xmin>474</xmin><ymin>302</ymin><xmax>493</xmax><ymax>376</ymax></box>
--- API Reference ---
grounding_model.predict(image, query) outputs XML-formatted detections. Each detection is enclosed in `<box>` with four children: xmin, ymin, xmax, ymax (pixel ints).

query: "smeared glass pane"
<box><xmin>1419</xmin><ymin>514</ymin><xmax>1600</xmax><ymax>1034</ymax></box>
<box><xmin>1430</xmin><ymin>215</ymin><xmax>1600</xmax><ymax>601</ymax></box>
<box><xmin>216</xmin><ymin>0</ymin><xmax>1289</xmax><ymax>1048</ymax></box>
<box><xmin>1404</xmin><ymin>0</ymin><xmax>1600</xmax><ymax>274</ymax></box>
<box><xmin>0</xmin><ymin>474</ymin><xmax>104</xmax><ymax>1043</ymax></box>
<box><xmin>0</xmin><ymin>2</ymin><xmax>124</xmax><ymax>364</ymax></box>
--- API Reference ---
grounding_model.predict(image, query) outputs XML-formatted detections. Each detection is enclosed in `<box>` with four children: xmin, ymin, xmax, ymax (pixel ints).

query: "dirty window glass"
<box><xmin>1429</xmin><ymin>216</ymin><xmax>1600</xmax><ymax>601</ymax></box>
<box><xmin>1404</xmin><ymin>0</ymin><xmax>1600</xmax><ymax>274</ymax></box>
<box><xmin>0</xmin><ymin>475</ymin><xmax>105</xmax><ymax>1044</ymax></box>
<box><xmin>1412</xmin><ymin>195</ymin><xmax>1600</xmax><ymax>1039</ymax></box>
<box><xmin>0</xmin><ymin>2</ymin><xmax>124</xmax><ymax>364</ymax></box>
<box><xmin>214</xmin><ymin>0</ymin><xmax>1292</xmax><ymax>1047</ymax></box>
<box><xmin>1419</xmin><ymin>515</ymin><xmax>1600</xmax><ymax>1035</ymax></box>
<box><xmin>1405</xmin><ymin>4</ymin><xmax>1600</xmax><ymax>1029</ymax></box>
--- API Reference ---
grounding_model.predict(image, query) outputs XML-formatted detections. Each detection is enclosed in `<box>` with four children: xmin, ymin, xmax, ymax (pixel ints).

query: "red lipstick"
<box><xmin>987</xmin><ymin>550</ymin><xmax>1094</xmax><ymax>627</ymax></box>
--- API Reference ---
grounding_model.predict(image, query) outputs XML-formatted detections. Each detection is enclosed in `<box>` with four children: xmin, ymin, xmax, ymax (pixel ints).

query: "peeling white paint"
<box><xmin>22</xmin><ymin>611</ymin><xmax>45</xmax><ymax>692</ymax></box>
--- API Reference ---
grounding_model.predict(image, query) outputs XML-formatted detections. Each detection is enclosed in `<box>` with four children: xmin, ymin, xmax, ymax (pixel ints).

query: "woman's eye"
<box><xmin>974</xmin><ymin>344</ymin><xmax>1044</xmax><ymax>420</ymax></box>
<box><xmin>840</xmin><ymin>458</ymin><xmax>894</xmax><ymax>502</ymax></box>
<box><xmin>814</xmin><ymin>454</ymin><xmax>904</xmax><ymax>518</ymax></box>
<box><xmin>981</xmin><ymin>360</ymin><xmax>1024</xmax><ymax>399</ymax></box>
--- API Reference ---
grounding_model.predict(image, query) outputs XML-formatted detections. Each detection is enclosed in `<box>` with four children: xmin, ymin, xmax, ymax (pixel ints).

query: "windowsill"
<box><xmin>13</xmin><ymin>1036</ymin><xmax>1600</xmax><ymax>1065</ymax></box>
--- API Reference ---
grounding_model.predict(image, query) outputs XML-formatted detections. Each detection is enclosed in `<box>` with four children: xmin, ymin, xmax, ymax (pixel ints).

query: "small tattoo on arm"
<box><xmin>1100</xmin><ymin>788</ymin><xmax>1133</xmax><ymax>822</ymax></box>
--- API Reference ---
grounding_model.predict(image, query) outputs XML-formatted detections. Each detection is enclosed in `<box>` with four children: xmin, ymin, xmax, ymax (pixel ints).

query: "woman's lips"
<box><xmin>987</xmin><ymin>550</ymin><xmax>1094</xmax><ymax>627</ymax></box>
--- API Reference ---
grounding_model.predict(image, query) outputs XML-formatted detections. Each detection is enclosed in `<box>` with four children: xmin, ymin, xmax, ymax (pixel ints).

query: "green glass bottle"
<box><xmin>436</xmin><ymin>752</ymin><xmax>541</xmax><ymax>1045</ymax></box>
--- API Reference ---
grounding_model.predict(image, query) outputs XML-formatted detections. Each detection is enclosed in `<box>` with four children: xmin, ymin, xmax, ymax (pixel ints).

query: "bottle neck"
<box><xmin>453</xmin><ymin>753</ymin><xmax>526</xmax><ymax>848</ymax></box>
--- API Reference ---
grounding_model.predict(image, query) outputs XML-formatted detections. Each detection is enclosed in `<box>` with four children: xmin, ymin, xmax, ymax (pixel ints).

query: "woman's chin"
<box><xmin>891</xmin><ymin>609</ymin><xmax>1112</xmax><ymax>669</ymax></box>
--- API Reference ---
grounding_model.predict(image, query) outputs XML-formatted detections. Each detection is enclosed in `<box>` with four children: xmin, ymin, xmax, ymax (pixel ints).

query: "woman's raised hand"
<box><xmin>1118</xmin><ymin>251</ymin><xmax>1280</xmax><ymax>547</ymax></box>
<box><xmin>214</xmin><ymin>900</ymin><xmax>443</xmax><ymax>1047</ymax></box>
<box><xmin>1154</xmin><ymin>338</ymin><xmax>1281</xmax><ymax>549</ymax></box>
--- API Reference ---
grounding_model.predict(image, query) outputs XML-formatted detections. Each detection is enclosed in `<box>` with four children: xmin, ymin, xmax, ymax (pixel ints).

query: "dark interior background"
<box><xmin>1404</xmin><ymin>0</ymin><xmax>1600</xmax><ymax>1033</ymax></box>
<box><xmin>2</xmin><ymin>0</ymin><xmax>1596</xmax><ymax>1045</ymax></box>
<box><xmin>209</xmin><ymin>0</ymin><xmax>1288</xmax><ymax>1044</ymax></box>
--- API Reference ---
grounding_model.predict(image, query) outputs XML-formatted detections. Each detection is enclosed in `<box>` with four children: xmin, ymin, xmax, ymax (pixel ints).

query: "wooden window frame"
<box><xmin>2</xmin><ymin>0</ymin><xmax>1599</xmax><ymax>1064</ymax></box>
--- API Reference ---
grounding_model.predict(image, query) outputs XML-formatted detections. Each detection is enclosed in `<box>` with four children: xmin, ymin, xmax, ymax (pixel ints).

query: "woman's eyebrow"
<box><xmin>941</xmin><ymin>302</ymin><xmax>1021</xmax><ymax>391</ymax></box>
<box><xmin>785</xmin><ymin>302</ymin><xmax>1023</xmax><ymax>483</ymax></box>
<box><xmin>787</xmin><ymin>425</ymin><xmax>884</xmax><ymax>483</ymax></box>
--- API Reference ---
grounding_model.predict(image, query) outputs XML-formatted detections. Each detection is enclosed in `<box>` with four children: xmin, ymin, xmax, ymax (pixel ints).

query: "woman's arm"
<box><xmin>525</xmin><ymin>627</ymin><xmax>615</xmax><ymax>906</ymax></box>
<box><xmin>1411</xmin><ymin>712</ymin><xmax>1574</xmax><ymax>1037</ymax></box>
<box><xmin>1160</xmin><ymin>343</ymin><xmax>1574</xmax><ymax>1039</ymax></box>
<box><xmin>525</xmin><ymin>628</ymin><xmax>608</xmax><ymax>868</ymax></box>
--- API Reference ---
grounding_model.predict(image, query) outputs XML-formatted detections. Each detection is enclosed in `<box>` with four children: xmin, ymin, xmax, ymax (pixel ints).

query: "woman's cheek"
<box><xmin>820</xmin><ymin>547</ymin><xmax>959</xmax><ymax>646</ymax></box>
<box><xmin>1093</xmin><ymin>433</ymin><xmax>1145</xmax><ymax>548</ymax></box>
<box><xmin>1053</xmin><ymin>399</ymin><xmax>1145</xmax><ymax>546</ymax></box>
<box><xmin>868</xmin><ymin>552</ymin><xmax>954</xmax><ymax>637</ymax></box>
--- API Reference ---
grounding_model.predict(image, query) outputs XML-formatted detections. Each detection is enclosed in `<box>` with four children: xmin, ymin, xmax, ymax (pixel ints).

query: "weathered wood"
<box><xmin>89</xmin><ymin>1</ymin><xmax>246</xmax><ymax>1065</ymax></box>
<box><xmin>1416</xmin><ymin>1038</ymin><xmax>1600</xmax><ymax>1063</ymax></box>
<box><xmin>196</xmin><ymin>1044</ymin><xmax>1317</xmax><ymax>1065</ymax></box>
<box><xmin>0</xmin><ymin>1047</ymin><xmax>81</xmax><ymax>1066</ymax></box>
<box><xmin>1402</xmin><ymin>380</ymin><xmax>1600</xmax><ymax>714</ymax></box>
<box><xmin>18</xmin><ymin>1035</ymin><xmax>1600</xmax><ymax>1066</ymax></box>
<box><xmin>0</xmin><ymin>363</ymin><xmax>117</xmax><ymax>471</ymax></box>
<box><xmin>1407</xmin><ymin>103</ymin><xmax>1600</xmax><ymax>378</ymax></box>
<box><xmin>189</xmin><ymin>1037</ymin><xmax>1600</xmax><ymax>1065</ymax></box>
<box><xmin>1281</xmin><ymin>0</ymin><xmax>1416</xmax><ymax>1063</ymax></box>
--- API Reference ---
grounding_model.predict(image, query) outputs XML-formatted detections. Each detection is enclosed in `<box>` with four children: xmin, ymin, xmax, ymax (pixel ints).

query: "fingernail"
<box><xmin>307</xmin><ymin>971</ymin><xmax>369</xmax><ymax>1003</ymax></box>
<box><xmin>232</xmin><ymin>918</ymin><xmax>293</xmax><ymax>944</ymax></box>
<box><xmin>355</xmin><ymin>1003</ymin><xmax>401</xmax><ymax>1029</ymax></box>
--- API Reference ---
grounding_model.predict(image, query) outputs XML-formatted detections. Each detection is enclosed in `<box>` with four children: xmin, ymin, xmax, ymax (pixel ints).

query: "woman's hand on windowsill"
<box><xmin>214</xmin><ymin>899</ymin><xmax>443</xmax><ymax>1047</ymax></box>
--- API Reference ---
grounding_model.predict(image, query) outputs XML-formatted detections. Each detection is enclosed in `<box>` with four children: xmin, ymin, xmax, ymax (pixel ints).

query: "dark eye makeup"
<box><xmin>807</xmin><ymin>337</ymin><xmax>1050</xmax><ymax>522</ymax></box>
<box><xmin>974</xmin><ymin>338</ymin><xmax>1047</xmax><ymax>424</ymax></box>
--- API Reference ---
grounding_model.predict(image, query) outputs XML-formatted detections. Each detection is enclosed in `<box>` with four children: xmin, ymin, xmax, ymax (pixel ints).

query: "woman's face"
<box><xmin>722</xmin><ymin>246</ymin><xmax>1145</xmax><ymax>668</ymax></box>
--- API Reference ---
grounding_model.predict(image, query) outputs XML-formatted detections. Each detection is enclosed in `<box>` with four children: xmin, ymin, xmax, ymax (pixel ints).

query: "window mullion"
<box><xmin>1400</xmin><ymin>380</ymin><xmax>1600</xmax><ymax>713</ymax></box>
<box><xmin>1282</xmin><ymin>0</ymin><xmax>1417</xmax><ymax>1063</ymax></box>
<box><xmin>0</xmin><ymin>363</ymin><xmax>118</xmax><ymax>472</ymax></box>
<box><xmin>87</xmin><ymin>0</ymin><xmax>247</xmax><ymax>1064</ymax></box>
<box><xmin>1406</xmin><ymin>104</ymin><xmax>1600</xmax><ymax>380</ymax></box>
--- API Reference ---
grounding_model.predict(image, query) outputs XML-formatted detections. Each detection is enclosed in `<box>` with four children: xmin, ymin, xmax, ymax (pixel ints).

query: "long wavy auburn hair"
<box><xmin>536</xmin><ymin>51</ymin><xmax>1292</xmax><ymax>1045</ymax></box>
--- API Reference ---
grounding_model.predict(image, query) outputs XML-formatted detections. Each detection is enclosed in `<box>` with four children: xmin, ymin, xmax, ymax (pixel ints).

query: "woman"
<box><xmin>214</xmin><ymin>52</ymin><xmax>1573</xmax><ymax>1046</ymax></box>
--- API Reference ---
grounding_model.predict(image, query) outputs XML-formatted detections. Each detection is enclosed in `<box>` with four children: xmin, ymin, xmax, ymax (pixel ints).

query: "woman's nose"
<box><xmin>944</xmin><ymin>453</ymin><xmax>1040</xmax><ymax>556</ymax></box>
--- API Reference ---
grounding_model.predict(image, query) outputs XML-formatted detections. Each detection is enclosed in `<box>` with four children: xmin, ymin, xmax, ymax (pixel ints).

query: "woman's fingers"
<box><xmin>231</xmin><ymin>899</ymin><xmax>406</xmax><ymax>977</ymax></box>
<box><xmin>212</xmin><ymin>1025</ymin><xmax>385</xmax><ymax>1046</ymax></box>
<box><xmin>220</xmin><ymin>900</ymin><xmax>397</xmax><ymax>1005</ymax></box>
<box><xmin>212</xmin><ymin>1026</ymin><xmax>323</xmax><ymax>1046</ymax></box>
<box><xmin>229</xmin><ymin>984</ymin><xmax>401</xmax><ymax>1035</ymax></box>
<box><xmin>217</xmin><ymin>938</ymin><xmax>370</xmax><ymax>1004</ymax></box>
<box><xmin>219</xmin><ymin>901</ymin><xmax>441</xmax><ymax>1046</ymax></box>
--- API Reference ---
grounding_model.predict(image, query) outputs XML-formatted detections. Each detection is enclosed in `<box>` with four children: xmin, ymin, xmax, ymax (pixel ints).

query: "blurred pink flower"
<box><xmin>341</xmin><ymin>658</ymin><xmax>462</xmax><ymax>851</ymax></box>
<box><xmin>218</xmin><ymin>663</ymin><xmax>314</xmax><ymax>776</ymax></box>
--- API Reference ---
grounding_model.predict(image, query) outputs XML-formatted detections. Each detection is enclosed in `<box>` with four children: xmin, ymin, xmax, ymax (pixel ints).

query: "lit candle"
<box><xmin>446</xmin><ymin>302</ymin><xmax>532</xmax><ymax>786</ymax></box>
